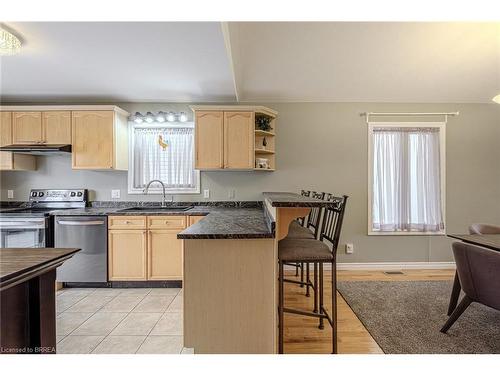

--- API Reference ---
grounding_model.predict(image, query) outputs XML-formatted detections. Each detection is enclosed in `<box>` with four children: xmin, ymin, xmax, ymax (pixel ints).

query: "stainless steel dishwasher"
<box><xmin>55</xmin><ymin>216</ymin><xmax>107</xmax><ymax>283</ymax></box>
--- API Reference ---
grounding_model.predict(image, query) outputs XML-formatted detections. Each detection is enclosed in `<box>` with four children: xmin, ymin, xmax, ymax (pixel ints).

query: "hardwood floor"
<box><xmin>283</xmin><ymin>268</ymin><xmax>455</xmax><ymax>354</ymax></box>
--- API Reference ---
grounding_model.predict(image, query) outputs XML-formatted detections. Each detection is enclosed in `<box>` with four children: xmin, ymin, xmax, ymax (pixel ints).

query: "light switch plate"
<box><xmin>7</xmin><ymin>190</ymin><xmax>14</xmax><ymax>199</ymax></box>
<box><xmin>203</xmin><ymin>189</ymin><xmax>210</xmax><ymax>199</ymax></box>
<box><xmin>111</xmin><ymin>189</ymin><xmax>121</xmax><ymax>199</ymax></box>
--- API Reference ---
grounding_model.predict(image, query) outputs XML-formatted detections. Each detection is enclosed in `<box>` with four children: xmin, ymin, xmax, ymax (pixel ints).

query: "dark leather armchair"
<box><xmin>441</xmin><ymin>242</ymin><xmax>500</xmax><ymax>333</ymax></box>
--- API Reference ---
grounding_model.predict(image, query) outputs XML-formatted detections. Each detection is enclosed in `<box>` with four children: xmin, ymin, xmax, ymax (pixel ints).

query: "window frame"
<box><xmin>367</xmin><ymin>121</ymin><xmax>446</xmax><ymax>236</ymax></box>
<box><xmin>127</xmin><ymin>121</ymin><xmax>200</xmax><ymax>195</ymax></box>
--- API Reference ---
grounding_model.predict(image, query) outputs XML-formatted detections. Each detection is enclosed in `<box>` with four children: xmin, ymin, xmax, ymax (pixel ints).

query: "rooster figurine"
<box><xmin>158</xmin><ymin>135</ymin><xmax>169</xmax><ymax>151</ymax></box>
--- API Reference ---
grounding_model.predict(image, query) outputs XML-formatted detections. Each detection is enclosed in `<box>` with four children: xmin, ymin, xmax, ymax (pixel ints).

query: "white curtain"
<box><xmin>133</xmin><ymin>127</ymin><xmax>195</xmax><ymax>189</ymax></box>
<box><xmin>372</xmin><ymin>126</ymin><xmax>444</xmax><ymax>232</ymax></box>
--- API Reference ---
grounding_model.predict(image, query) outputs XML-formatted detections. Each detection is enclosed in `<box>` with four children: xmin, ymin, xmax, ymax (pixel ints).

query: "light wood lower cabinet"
<box><xmin>188</xmin><ymin>216</ymin><xmax>205</xmax><ymax>226</ymax></box>
<box><xmin>108</xmin><ymin>215</ymin><xmax>187</xmax><ymax>281</ymax></box>
<box><xmin>108</xmin><ymin>229</ymin><xmax>147</xmax><ymax>281</ymax></box>
<box><xmin>148</xmin><ymin>230</ymin><xmax>183</xmax><ymax>280</ymax></box>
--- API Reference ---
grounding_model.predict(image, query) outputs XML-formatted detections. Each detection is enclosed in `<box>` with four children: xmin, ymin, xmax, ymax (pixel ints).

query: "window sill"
<box><xmin>368</xmin><ymin>231</ymin><xmax>446</xmax><ymax>236</ymax></box>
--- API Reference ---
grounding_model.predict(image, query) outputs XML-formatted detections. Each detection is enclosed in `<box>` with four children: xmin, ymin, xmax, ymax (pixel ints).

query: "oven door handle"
<box><xmin>0</xmin><ymin>221</ymin><xmax>46</xmax><ymax>228</ymax></box>
<box><xmin>57</xmin><ymin>220</ymin><xmax>105</xmax><ymax>226</ymax></box>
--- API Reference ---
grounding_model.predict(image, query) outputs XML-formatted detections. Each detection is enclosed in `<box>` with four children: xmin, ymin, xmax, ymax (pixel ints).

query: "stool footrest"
<box><xmin>283</xmin><ymin>262</ymin><xmax>301</xmax><ymax>269</ymax></box>
<box><xmin>282</xmin><ymin>277</ymin><xmax>315</xmax><ymax>289</ymax></box>
<box><xmin>283</xmin><ymin>307</ymin><xmax>329</xmax><ymax>322</ymax></box>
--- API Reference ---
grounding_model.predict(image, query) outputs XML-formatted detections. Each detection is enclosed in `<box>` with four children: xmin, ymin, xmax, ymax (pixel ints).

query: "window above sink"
<box><xmin>128</xmin><ymin>120</ymin><xmax>200</xmax><ymax>195</ymax></box>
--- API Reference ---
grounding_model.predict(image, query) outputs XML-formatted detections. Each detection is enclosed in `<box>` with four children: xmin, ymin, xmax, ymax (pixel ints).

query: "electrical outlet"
<box><xmin>345</xmin><ymin>243</ymin><xmax>354</xmax><ymax>254</ymax></box>
<box><xmin>203</xmin><ymin>189</ymin><xmax>210</xmax><ymax>199</ymax></box>
<box><xmin>228</xmin><ymin>189</ymin><xmax>236</xmax><ymax>199</ymax></box>
<box><xmin>111</xmin><ymin>189</ymin><xmax>121</xmax><ymax>199</ymax></box>
<box><xmin>7</xmin><ymin>190</ymin><xmax>14</xmax><ymax>199</ymax></box>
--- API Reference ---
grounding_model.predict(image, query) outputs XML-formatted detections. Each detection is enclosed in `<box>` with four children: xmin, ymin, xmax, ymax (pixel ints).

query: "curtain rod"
<box><xmin>361</xmin><ymin>111</ymin><xmax>459</xmax><ymax>123</ymax></box>
<box><xmin>360</xmin><ymin>112</ymin><xmax>459</xmax><ymax>116</ymax></box>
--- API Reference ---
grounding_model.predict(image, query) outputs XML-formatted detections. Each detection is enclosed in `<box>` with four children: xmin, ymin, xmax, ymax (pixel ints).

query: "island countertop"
<box><xmin>177</xmin><ymin>207</ymin><xmax>274</xmax><ymax>239</ymax></box>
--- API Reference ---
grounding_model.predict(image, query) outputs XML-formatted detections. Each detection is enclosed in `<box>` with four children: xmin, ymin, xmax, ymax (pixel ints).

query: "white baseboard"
<box><xmin>285</xmin><ymin>262</ymin><xmax>455</xmax><ymax>271</ymax></box>
<box><xmin>337</xmin><ymin>262</ymin><xmax>456</xmax><ymax>270</ymax></box>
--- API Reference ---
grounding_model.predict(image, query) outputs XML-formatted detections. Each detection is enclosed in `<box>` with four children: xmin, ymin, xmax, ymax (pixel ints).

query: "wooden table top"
<box><xmin>447</xmin><ymin>234</ymin><xmax>500</xmax><ymax>251</ymax></box>
<box><xmin>0</xmin><ymin>248</ymin><xmax>80</xmax><ymax>287</ymax></box>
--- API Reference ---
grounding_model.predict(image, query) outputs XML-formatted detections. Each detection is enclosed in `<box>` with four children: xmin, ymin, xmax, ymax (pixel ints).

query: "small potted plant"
<box><xmin>255</xmin><ymin>116</ymin><xmax>272</xmax><ymax>132</ymax></box>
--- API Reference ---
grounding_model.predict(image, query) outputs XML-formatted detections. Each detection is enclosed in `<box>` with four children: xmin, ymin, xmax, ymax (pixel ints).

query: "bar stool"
<box><xmin>286</xmin><ymin>191</ymin><xmax>326</xmax><ymax>297</ymax></box>
<box><xmin>278</xmin><ymin>195</ymin><xmax>348</xmax><ymax>354</ymax></box>
<box><xmin>284</xmin><ymin>190</ymin><xmax>312</xmax><ymax>279</ymax></box>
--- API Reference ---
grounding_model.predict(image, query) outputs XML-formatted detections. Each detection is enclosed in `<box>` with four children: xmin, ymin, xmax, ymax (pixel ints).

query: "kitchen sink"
<box><xmin>117</xmin><ymin>206</ymin><xmax>194</xmax><ymax>212</ymax></box>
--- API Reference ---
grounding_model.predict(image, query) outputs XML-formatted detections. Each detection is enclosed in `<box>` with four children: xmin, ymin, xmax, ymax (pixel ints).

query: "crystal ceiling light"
<box><xmin>493</xmin><ymin>94</ymin><xmax>500</xmax><ymax>104</ymax></box>
<box><xmin>0</xmin><ymin>27</ymin><xmax>21</xmax><ymax>56</ymax></box>
<box><xmin>179</xmin><ymin>112</ymin><xmax>188</xmax><ymax>122</ymax></box>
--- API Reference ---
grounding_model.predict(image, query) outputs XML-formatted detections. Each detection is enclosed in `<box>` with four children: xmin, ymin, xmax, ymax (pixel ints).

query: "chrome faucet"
<box><xmin>143</xmin><ymin>180</ymin><xmax>172</xmax><ymax>207</ymax></box>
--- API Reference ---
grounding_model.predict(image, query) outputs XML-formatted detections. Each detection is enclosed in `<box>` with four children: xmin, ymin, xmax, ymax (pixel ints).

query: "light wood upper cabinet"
<box><xmin>12</xmin><ymin>111</ymin><xmax>71</xmax><ymax>145</ymax></box>
<box><xmin>192</xmin><ymin>106</ymin><xmax>277</xmax><ymax>171</ymax></box>
<box><xmin>223</xmin><ymin>111</ymin><xmax>254</xmax><ymax>169</ymax></box>
<box><xmin>42</xmin><ymin>111</ymin><xmax>71</xmax><ymax>144</ymax></box>
<box><xmin>13</xmin><ymin>112</ymin><xmax>43</xmax><ymax>144</ymax></box>
<box><xmin>72</xmin><ymin>110</ymin><xmax>128</xmax><ymax>170</ymax></box>
<box><xmin>195</xmin><ymin>111</ymin><xmax>223</xmax><ymax>169</ymax></box>
<box><xmin>0</xmin><ymin>112</ymin><xmax>36</xmax><ymax>171</ymax></box>
<box><xmin>108</xmin><ymin>229</ymin><xmax>147</xmax><ymax>281</ymax></box>
<box><xmin>1</xmin><ymin>112</ymin><xmax>12</xmax><ymax>147</ymax></box>
<box><xmin>148</xmin><ymin>230</ymin><xmax>184</xmax><ymax>280</ymax></box>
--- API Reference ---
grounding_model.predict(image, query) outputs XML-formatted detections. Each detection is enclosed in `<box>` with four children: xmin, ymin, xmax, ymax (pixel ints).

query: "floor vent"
<box><xmin>384</xmin><ymin>271</ymin><xmax>405</xmax><ymax>275</ymax></box>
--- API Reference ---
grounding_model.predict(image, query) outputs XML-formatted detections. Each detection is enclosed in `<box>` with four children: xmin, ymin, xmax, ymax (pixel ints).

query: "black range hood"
<box><xmin>0</xmin><ymin>144</ymin><xmax>72</xmax><ymax>155</ymax></box>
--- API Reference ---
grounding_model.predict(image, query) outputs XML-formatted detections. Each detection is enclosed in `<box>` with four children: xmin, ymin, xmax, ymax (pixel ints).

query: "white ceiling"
<box><xmin>230</xmin><ymin>22</ymin><xmax>500</xmax><ymax>103</ymax></box>
<box><xmin>1</xmin><ymin>22</ymin><xmax>499</xmax><ymax>103</ymax></box>
<box><xmin>0</xmin><ymin>22</ymin><xmax>236</xmax><ymax>102</ymax></box>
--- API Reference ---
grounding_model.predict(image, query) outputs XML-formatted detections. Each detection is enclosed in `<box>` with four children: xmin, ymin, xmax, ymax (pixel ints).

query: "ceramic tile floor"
<box><xmin>56</xmin><ymin>287</ymin><xmax>192</xmax><ymax>354</ymax></box>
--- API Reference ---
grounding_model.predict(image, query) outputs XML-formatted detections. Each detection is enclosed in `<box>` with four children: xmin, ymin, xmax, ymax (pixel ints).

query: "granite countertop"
<box><xmin>177</xmin><ymin>207</ymin><xmax>274</xmax><ymax>239</ymax></box>
<box><xmin>49</xmin><ymin>205</ymin><xmax>274</xmax><ymax>240</ymax></box>
<box><xmin>0</xmin><ymin>199</ymin><xmax>281</xmax><ymax>240</ymax></box>
<box><xmin>48</xmin><ymin>206</ymin><xmax>213</xmax><ymax>216</ymax></box>
<box><xmin>263</xmin><ymin>192</ymin><xmax>332</xmax><ymax>207</ymax></box>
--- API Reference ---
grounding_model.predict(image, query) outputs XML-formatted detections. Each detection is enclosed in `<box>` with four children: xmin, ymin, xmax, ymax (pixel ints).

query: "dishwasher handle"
<box><xmin>57</xmin><ymin>220</ymin><xmax>105</xmax><ymax>226</ymax></box>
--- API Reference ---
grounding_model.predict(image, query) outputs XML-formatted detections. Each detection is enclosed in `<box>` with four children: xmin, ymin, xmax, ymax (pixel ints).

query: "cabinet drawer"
<box><xmin>108</xmin><ymin>216</ymin><xmax>147</xmax><ymax>229</ymax></box>
<box><xmin>147</xmin><ymin>215</ymin><xmax>186</xmax><ymax>230</ymax></box>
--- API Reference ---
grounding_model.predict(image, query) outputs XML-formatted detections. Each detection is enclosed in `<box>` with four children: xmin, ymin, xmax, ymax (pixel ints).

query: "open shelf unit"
<box><xmin>254</xmin><ymin>130</ymin><xmax>275</xmax><ymax>137</ymax></box>
<box><xmin>254</xmin><ymin>110</ymin><xmax>276</xmax><ymax>171</ymax></box>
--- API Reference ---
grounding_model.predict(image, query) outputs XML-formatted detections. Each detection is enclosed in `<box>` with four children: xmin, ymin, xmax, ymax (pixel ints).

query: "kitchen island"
<box><xmin>0</xmin><ymin>248</ymin><xmax>80</xmax><ymax>354</ymax></box>
<box><xmin>178</xmin><ymin>192</ymin><xmax>333</xmax><ymax>354</ymax></box>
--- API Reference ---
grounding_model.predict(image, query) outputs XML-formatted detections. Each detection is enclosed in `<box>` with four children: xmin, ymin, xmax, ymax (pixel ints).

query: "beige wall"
<box><xmin>1</xmin><ymin>102</ymin><xmax>499</xmax><ymax>263</ymax></box>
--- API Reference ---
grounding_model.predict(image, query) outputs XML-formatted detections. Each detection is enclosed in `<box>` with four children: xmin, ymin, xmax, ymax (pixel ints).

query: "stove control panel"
<box><xmin>29</xmin><ymin>189</ymin><xmax>88</xmax><ymax>202</ymax></box>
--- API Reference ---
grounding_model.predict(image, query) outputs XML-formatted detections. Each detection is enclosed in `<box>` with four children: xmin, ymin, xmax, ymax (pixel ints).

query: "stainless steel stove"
<box><xmin>0</xmin><ymin>189</ymin><xmax>88</xmax><ymax>248</ymax></box>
